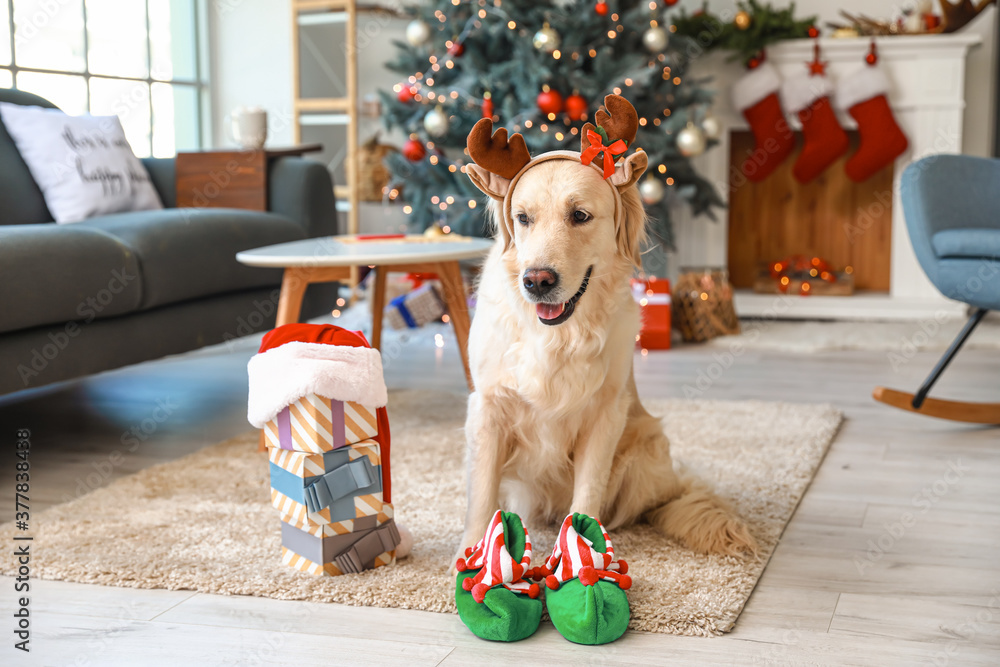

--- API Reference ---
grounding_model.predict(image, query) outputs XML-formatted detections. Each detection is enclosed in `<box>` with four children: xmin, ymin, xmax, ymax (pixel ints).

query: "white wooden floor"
<box><xmin>1</xmin><ymin>316</ymin><xmax>998</xmax><ymax>666</ymax></box>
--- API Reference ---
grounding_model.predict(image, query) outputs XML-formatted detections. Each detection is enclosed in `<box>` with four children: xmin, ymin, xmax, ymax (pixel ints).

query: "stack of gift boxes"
<box><xmin>248</xmin><ymin>324</ymin><xmax>401</xmax><ymax>576</ymax></box>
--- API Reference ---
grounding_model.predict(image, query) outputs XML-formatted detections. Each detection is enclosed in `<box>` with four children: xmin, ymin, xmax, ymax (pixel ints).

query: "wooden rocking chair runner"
<box><xmin>873</xmin><ymin>155</ymin><xmax>1000</xmax><ymax>425</ymax></box>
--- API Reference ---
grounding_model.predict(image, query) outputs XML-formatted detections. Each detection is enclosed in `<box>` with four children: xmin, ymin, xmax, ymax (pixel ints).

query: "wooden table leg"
<box><xmin>436</xmin><ymin>261</ymin><xmax>474</xmax><ymax>391</ymax></box>
<box><xmin>371</xmin><ymin>267</ymin><xmax>387</xmax><ymax>350</ymax></box>
<box><xmin>276</xmin><ymin>268</ymin><xmax>310</xmax><ymax>327</ymax></box>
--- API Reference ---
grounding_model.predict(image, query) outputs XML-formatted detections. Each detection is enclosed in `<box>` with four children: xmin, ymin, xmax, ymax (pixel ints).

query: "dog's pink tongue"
<box><xmin>536</xmin><ymin>302</ymin><xmax>565</xmax><ymax>320</ymax></box>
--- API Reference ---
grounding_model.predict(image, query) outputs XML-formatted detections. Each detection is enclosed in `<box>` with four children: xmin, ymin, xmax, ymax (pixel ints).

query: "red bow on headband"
<box><xmin>580</xmin><ymin>129</ymin><xmax>628</xmax><ymax>179</ymax></box>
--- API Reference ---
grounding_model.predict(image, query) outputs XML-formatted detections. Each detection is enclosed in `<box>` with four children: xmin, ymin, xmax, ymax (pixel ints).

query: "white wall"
<box><xmin>208</xmin><ymin>0</ymin><xmax>295</xmax><ymax>148</ymax></box>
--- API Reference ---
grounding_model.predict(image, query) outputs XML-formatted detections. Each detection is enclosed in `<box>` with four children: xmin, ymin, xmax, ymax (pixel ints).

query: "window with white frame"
<box><xmin>0</xmin><ymin>0</ymin><xmax>208</xmax><ymax>157</ymax></box>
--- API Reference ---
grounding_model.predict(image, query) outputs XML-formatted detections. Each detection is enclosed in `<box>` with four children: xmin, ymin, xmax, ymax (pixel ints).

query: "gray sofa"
<box><xmin>0</xmin><ymin>89</ymin><xmax>338</xmax><ymax>396</ymax></box>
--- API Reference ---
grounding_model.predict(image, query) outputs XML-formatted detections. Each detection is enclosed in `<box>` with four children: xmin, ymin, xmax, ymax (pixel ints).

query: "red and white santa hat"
<box><xmin>731</xmin><ymin>61</ymin><xmax>782</xmax><ymax>114</ymax></box>
<box><xmin>834</xmin><ymin>64</ymin><xmax>891</xmax><ymax>111</ymax></box>
<box><xmin>247</xmin><ymin>323</ymin><xmax>387</xmax><ymax>429</ymax></box>
<box><xmin>780</xmin><ymin>71</ymin><xmax>834</xmax><ymax>115</ymax></box>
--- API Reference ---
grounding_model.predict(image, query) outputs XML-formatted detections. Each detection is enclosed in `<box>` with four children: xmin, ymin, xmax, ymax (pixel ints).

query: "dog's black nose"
<box><xmin>523</xmin><ymin>268</ymin><xmax>559</xmax><ymax>297</ymax></box>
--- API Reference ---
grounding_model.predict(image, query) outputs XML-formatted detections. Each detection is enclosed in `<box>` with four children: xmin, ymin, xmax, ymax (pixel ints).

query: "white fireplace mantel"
<box><xmin>672</xmin><ymin>33</ymin><xmax>983</xmax><ymax>321</ymax></box>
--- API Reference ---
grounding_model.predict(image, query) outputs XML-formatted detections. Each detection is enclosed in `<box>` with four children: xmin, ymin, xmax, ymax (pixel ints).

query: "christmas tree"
<box><xmin>378</xmin><ymin>0</ymin><xmax>726</xmax><ymax>272</ymax></box>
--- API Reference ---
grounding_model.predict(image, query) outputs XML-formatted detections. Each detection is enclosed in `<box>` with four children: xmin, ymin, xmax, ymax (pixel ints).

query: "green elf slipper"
<box><xmin>528</xmin><ymin>513</ymin><xmax>632</xmax><ymax>645</ymax></box>
<box><xmin>455</xmin><ymin>509</ymin><xmax>542</xmax><ymax>642</ymax></box>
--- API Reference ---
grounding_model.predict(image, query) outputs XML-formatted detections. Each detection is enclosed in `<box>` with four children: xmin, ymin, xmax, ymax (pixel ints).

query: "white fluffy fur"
<box><xmin>780</xmin><ymin>71</ymin><xmax>834</xmax><ymax>114</ymax></box>
<box><xmin>247</xmin><ymin>342</ymin><xmax>387</xmax><ymax>427</ymax></box>
<box><xmin>460</xmin><ymin>156</ymin><xmax>757</xmax><ymax>562</ymax></box>
<box><xmin>835</xmin><ymin>65</ymin><xmax>890</xmax><ymax>111</ymax></box>
<box><xmin>731</xmin><ymin>62</ymin><xmax>781</xmax><ymax>113</ymax></box>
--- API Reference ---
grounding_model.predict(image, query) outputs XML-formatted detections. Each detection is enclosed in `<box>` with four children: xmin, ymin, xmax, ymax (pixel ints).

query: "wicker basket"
<box><xmin>672</xmin><ymin>268</ymin><xmax>740</xmax><ymax>343</ymax></box>
<box><xmin>358</xmin><ymin>134</ymin><xmax>397</xmax><ymax>202</ymax></box>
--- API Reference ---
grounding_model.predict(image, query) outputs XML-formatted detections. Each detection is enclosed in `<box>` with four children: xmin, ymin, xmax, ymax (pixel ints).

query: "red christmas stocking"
<box><xmin>835</xmin><ymin>64</ymin><xmax>908</xmax><ymax>182</ymax></box>
<box><xmin>731</xmin><ymin>61</ymin><xmax>794</xmax><ymax>182</ymax></box>
<box><xmin>781</xmin><ymin>71</ymin><xmax>848</xmax><ymax>184</ymax></box>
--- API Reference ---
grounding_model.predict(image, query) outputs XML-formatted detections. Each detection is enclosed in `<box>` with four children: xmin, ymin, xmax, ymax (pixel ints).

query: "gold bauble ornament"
<box><xmin>676</xmin><ymin>122</ymin><xmax>706</xmax><ymax>157</ymax></box>
<box><xmin>423</xmin><ymin>105</ymin><xmax>450</xmax><ymax>137</ymax></box>
<box><xmin>532</xmin><ymin>23</ymin><xmax>561</xmax><ymax>53</ymax></box>
<box><xmin>701</xmin><ymin>114</ymin><xmax>721</xmax><ymax>141</ymax></box>
<box><xmin>405</xmin><ymin>19</ymin><xmax>432</xmax><ymax>46</ymax></box>
<box><xmin>642</xmin><ymin>26</ymin><xmax>669</xmax><ymax>53</ymax></box>
<box><xmin>734</xmin><ymin>10</ymin><xmax>751</xmax><ymax>30</ymax></box>
<box><xmin>639</xmin><ymin>176</ymin><xmax>666</xmax><ymax>205</ymax></box>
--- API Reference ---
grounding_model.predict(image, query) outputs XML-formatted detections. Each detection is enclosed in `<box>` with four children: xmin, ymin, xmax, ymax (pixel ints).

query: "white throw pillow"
<box><xmin>0</xmin><ymin>103</ymin><xmax>163</xmax><ymax>223</ymax></box>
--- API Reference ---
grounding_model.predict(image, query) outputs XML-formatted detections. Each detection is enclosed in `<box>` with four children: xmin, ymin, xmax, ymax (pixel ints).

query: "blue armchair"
<box><xmin>873</xmin><ymin>154</ymin><xmax>1000</xmax><ymax>424</ymax></box>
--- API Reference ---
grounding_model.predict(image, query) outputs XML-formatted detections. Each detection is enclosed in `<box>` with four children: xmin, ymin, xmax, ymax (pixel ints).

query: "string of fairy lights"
<box><xmin>387</xmin><ymin>0</ymin><xmax>718</xmax><ymax>215</ymax></box>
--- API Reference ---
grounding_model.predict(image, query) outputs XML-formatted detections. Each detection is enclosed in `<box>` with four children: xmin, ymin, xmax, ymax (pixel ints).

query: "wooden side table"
<box><xmin>175</xmin><ymin>143</ymin><xmax>323</xmax><ymax>210</ymax></box>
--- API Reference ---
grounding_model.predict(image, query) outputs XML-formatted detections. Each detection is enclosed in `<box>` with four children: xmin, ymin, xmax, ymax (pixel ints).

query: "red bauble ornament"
<box><xmin>664</xmin><ymin>0</ymin><xmax>679</xmax><ymax>5</ymax></box>
<box><xmin>537</xmin><ymin>89</ymin><xmax>563</xmax><ymax>115</ymax></box>
<box><xmin>807</xmin><ymin>25</ymin><xmax>820</xmax><ymax>38</ymax></box>
<box><xmin>865</xmin><ymin>41</ymin><xmax>879</xmax><ymax>65</ymax></box>
<box><xmin>482</xmin><ymin>96</ymin><xmax>494</xmax><ymax>119</ymax></box>
<box><xmin>397</xmin><ymin>85</ymin><xmax>414</xmax><ymax>103</ymax></box>
<box><xmin>595</xmin><ymin>1</ymin><xmax>608</xmax><ymax>15</ymax></box>
<box><xmin>747</xmin><ymin>51</ymin><xmax>764</xmax><ymax>69</ymax></box>
<box><xmin>402</xmin><ymin>138</ymin><xmax>426</xmax><ymax>161</ymax></box>
<box><xmin>565</xmin><ymin>94</ymin><xmax>587</xmax><ymax>121</ymax></box>
<box><xmin>448</xmin><ymin>41</ymin><xmax>465</xmax><ymax>57</ymax></box>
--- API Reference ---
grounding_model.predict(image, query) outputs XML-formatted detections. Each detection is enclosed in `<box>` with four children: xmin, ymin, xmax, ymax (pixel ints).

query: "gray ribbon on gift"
<box><xmin>334</xmin><ymin>520</ymin><xmax>402</xmax><ymax>574</ymax></box>
<box><xmin>302</xmin><ymin>457</ymin><xmax>376</xmax><ymax>514</ymax></box>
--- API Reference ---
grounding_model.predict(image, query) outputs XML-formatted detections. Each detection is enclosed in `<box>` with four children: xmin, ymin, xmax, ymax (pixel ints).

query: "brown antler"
<box><xmin>467</xmin><ymin>118</ymin><xmax>531</xmax><ymax>180</ymax></box>
<box><xmin>580</xmin><ymin>95</ymin><xmax>638</xmax><ymax>152</ymax></box>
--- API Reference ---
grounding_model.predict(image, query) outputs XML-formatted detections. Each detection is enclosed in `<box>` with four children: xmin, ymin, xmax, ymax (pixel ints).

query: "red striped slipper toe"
<box><xmin>454</xmin><ymin>510</ymin><xmax>542</xmax><ymax>642</ymax></box>
<box><xmin>527</xmin><ymin>513</ymin><xmax>631</xmax><ymax>645</ymax></box>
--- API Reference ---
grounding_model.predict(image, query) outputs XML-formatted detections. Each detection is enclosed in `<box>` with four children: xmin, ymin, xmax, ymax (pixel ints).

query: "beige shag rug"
<box><xmin>0</xmin><ymin>391</ymin><xmax>842</xmax><ymax>636</ymax></box>
<box><xmin>704</xmin><ymin>318</ymin><xmax>1000</xmax><ymax>353</ymax></box>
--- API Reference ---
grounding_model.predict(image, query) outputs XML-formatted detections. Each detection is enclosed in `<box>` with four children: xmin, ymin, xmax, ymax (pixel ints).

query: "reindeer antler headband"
<box><xmin>465</xmin><ymin>94</ymin><xmax>648</xmax><ymax>248</ymax></box>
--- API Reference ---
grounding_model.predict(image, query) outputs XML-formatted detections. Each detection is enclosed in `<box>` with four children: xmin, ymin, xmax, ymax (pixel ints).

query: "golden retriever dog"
<box><xmin>457</xmin><ymin>96</ymin><xmax>756</xmax><ymax>561</ymax></box>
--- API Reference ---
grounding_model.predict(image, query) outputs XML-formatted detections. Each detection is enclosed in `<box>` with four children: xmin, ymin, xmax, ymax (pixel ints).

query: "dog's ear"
<box><xmin>465</xmin><ymin>163</ymin><xmax>511</xmax><ymax>201</ymax></box>
<box><xmin>610</xmin><ymin>151</ymin><xmax>647</xmax><ymax>192</ymax></box>
<box><xmin>617</xmin><ymin>186</ymin><xmax>649</xmax><ymax>269</ymax></box>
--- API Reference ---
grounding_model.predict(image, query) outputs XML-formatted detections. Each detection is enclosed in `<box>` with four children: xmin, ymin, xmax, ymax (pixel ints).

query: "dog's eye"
<box><xmin>572</xmin><ymin>210</ymin><xmax>591</xmax><ymax>224</ymax></box>
<box><xmin>517</xmin><ymin>213</ymin><xmax>529</xmax><ymax>226</ymax></box>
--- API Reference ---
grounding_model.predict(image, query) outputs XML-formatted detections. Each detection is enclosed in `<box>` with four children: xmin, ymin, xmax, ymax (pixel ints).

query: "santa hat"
<box><xmin>780</xmin><ymin>71</ymin><xmax>834</xmax><ymax>115</ymax></box>
<box><xmin>834</xmin><ymin>64</ymin><xmax>891</xmax><ymax>111</ymax></box>
<box><xmin>247</xmin><ymin>324</ymin><xmax>388</xmax><ymax>428</ymax></box>
<box><xmin>731</xmin><ymin>61</ymin><xmax>782</xmax><ymax>113</ymax></box>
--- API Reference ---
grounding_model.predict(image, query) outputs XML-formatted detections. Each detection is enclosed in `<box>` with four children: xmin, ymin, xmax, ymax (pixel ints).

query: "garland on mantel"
<box><xmin>673</xmin><ymin>0</ymin><xmax>818</xmax><ymax>67</ymax></box>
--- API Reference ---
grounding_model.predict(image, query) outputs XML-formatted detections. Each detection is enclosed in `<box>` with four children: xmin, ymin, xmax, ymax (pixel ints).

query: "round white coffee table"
<box><xmin>237</xmin><ymin>234</ymin><xmax>494</xmax><ymax>390</ymax></box>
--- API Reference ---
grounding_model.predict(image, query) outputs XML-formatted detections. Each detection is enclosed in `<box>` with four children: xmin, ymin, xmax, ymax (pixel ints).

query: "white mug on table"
<box><xmin>229</xmin><ymin>106</ymin><xmax>267</xmax><ymax>150</ymax></box>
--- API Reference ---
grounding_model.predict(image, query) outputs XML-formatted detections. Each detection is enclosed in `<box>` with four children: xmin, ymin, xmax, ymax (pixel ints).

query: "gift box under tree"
<box><xmin>248</xmin><ymin>324</ymin><xmax>401</xmax><ymax>576</ymax></box>
<box><xmin>632</xmin><ymin>277</ymin><xmax>671</xmax><ymax>350</ymax></box>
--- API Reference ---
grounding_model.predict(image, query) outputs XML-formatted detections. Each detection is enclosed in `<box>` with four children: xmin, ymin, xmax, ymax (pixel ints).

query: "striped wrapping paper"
<box><xmin>278</xmin><ymin>510</ymin><xmax>391</xmax><ymax>538</ymax></box>
<box><xmin>268</xmin><ymin>439</ymin><xmax>391</xmax><ymax>526</ymax></box>
<box><xmin>262</xmin><ymin>393</ymin><xmax>379</xmax><ymax>454</ymax></box>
